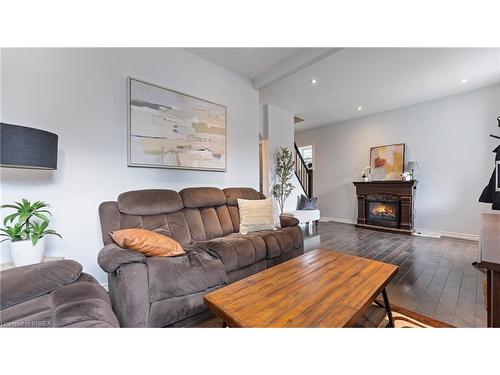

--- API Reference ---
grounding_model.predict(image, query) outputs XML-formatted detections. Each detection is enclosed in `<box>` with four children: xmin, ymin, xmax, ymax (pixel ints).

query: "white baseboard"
<box><xmin>320</xmin><ymin>217</ymin><xmax>479</xmax><ymax>242</ymax></box>
<box><xmin>412</xmin><ymin>230</ymin><xmax>441</xmax><ymax>239</ymax></box>
<box><xmin>414</xmin><ymin>227</ymin><xmax>479</xmax><ymax>242</ymax></box>
<box><xmin>320</xmin><ymin>217</ymin><xmax>356</xmax><ymax>225</ymax></box>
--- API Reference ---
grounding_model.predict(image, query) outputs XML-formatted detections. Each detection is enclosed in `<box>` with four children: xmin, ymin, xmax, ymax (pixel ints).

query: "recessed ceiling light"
<box><xmin>356</xmin><ymin>106</ymin><xmax>363</xmax><ymax>111</ymax></box>
<box><xmin>461</xmin><ymin>78</ymin><xmax>468</xmax><ymax>83</ymax></box>
<box><xmin>311</xmin><ymin>78</ymin><xmax>317</xmax><ymax>84</ymax></box>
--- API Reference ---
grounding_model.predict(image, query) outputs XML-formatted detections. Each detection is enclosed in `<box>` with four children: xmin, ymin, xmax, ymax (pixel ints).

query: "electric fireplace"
<box><xmin>352</xmin><ymin>180</ymin><xmax>417</xmax><ymax>234</ymax></box>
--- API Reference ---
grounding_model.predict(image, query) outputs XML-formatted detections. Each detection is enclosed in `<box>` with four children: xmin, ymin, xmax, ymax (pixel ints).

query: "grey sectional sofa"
<box><xmin>0</xmin><ymin>260</ymin><xmax>119</xmax><ymax>327</ymax></box>
<box><xmin>98</xmin><ymin>187</ymin><xmax>304</xmax><ymax>327</ymax></box>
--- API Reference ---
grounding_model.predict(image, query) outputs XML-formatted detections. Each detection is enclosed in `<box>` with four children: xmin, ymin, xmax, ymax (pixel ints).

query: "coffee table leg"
<box><xmin>382</xmin><ymin>288</ymin><xmax>395</xmax><ymax>328</ymax></box>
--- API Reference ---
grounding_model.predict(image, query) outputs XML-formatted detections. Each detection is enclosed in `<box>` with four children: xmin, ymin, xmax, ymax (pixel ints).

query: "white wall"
<box><xmin>0</xmin><ymin>48</ymin><xmax>260</xmax><ymax>283</ymax></box>
<box><xmin>261</xmin><ymin>104</ymin><xmax>303</xmax><ymax>211</ymax></box>
<box><xmin>295</xmin><ymin>84</ymin><xmax>500</xmax><ymax>237</ymax></box>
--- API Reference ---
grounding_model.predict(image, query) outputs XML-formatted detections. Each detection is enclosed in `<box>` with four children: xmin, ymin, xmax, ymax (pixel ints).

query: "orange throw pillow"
<box><xmin>110</xmin><ymin>228</ymin><xmax>185</xmax><ymax>257</ymax></box>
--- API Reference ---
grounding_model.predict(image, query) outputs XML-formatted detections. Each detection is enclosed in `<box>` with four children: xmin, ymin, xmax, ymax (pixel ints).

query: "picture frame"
<box><xmin>127</xmin><ymin>77</ymin><xmax>227</xmax><ymax>171</ymax></box>
<box><xmin>369</xmin><ymin>143</ymin><xmax>405</xmax><ymax>181</ymax></box>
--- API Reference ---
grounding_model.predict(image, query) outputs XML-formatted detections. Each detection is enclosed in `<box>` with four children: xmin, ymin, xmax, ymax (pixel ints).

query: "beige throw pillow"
<box><xmin>238</xmin><ymin>198</ymin><xmax>277</xmax><ymax>234</ymax></box>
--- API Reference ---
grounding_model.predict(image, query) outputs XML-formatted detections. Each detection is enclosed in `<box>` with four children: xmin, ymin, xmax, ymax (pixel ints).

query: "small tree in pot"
<box><xmin>1</xmin><ymin>199</ymin><xmax>61</xmax><ymax>267</ymax></box>
<box><xmin>271</xmin><ymin>147</ymin><xmax>295</xmax><ymax>214</ymax></box>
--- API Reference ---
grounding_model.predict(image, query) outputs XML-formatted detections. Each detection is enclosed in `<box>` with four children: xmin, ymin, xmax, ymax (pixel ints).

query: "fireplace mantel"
<box><xmin>353</xmin><ymin>180</ymin><xmax>418</xmax><ymax>234</ymax></box>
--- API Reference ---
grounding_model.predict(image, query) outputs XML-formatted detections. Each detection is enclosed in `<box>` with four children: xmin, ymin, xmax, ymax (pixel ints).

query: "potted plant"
<box><xmin>1</xmin><ymin>199</ymin><xmax>61</xmax><ymax>267</ymax></box>
<box><xmin>271</xmin><ymin>147</ymin><xmax>295</xmax><ymax>214</ymax></box>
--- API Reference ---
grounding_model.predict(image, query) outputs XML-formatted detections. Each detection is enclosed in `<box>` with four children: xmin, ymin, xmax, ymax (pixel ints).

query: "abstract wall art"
<box><xmin>369</xmin><ymin>143</ymin><xmax>405</xmax><ymax>180</ymax></box>
<box><xmin>128</xmin><ymin>77</ymin><xmax>227</xmax><ymax>171</ymax></box>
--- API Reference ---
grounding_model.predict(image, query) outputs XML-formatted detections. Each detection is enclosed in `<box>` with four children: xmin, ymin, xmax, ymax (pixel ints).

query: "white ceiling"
<box><xmin>186</xmin><ymin>48</ymin><xmax>301</xmax><ymax>80</ymax></box>
<box><xmin>187</xmin><ymin>48</ymin><xmax>500</xmax><ymax>132</ymax></box>
<box><xmin>260</xmin><ymin>48</ymin><xmax>500</xmax><ymax>131</ymax></box>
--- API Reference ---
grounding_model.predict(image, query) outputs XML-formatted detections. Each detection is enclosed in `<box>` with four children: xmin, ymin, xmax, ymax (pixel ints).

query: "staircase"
<box><xmin>294</xmin><ymin>142</ymin><xmax>313</xmax><ymax>198</ymax></box>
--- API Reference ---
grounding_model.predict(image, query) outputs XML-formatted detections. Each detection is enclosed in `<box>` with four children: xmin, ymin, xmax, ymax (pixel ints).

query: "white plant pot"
<box><xmin>9</xmin><ymin>237</ymin><xmax>46</xmax><ymax>267</ymax></box>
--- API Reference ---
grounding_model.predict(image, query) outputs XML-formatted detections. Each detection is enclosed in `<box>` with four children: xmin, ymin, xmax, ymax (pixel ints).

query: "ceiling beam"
<box><xmin>252</xmin><ymin>48</ymin><xmax>344</xmax><ymax>90</ymax></box>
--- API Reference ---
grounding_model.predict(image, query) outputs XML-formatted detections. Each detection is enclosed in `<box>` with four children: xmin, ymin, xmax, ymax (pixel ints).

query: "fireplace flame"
<box><xmin>372</xmin><ymin>204</ymin><xmax>396</xmax><ymax>217</ymax></box>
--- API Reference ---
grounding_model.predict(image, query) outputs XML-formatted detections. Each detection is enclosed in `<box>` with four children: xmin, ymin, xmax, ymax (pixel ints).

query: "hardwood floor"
<box><xmin>303</xmin><ymin>221</ymin><xmax>486</xmax><ymax>327</ymax></box>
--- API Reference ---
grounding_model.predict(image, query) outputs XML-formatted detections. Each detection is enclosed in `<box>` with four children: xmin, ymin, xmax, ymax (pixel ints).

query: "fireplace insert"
<box><xmin>366</xmin><ymin>199</ymin><xmax>400</xmax><ymax>228</ymax></box>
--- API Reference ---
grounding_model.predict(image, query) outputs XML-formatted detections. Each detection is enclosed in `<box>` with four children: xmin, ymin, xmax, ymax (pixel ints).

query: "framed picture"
<box><xmin>370</xmin><ymin>143</ymin><xmax>405</xmax><ymax>180</ymax></box>
<box><xmin>128</xmin><ymin>77</ymin><xmax>227</xmax><ymax>171</ymax></box>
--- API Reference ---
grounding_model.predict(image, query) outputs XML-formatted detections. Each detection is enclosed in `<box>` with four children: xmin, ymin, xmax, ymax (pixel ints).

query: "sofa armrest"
<box><xmin>280</xmin><ymin>215</ymin><xmax>300</xmax><ymax>228</ymax></box>
<box><xmin>0</xmin><ymin>260</ymin><xmax>82</xmax><ymax>310</ymax></box>
<box><xmin>98</xmin><ymin>243</ymin><xmax>146</xmax><ymax>273</ymax></box>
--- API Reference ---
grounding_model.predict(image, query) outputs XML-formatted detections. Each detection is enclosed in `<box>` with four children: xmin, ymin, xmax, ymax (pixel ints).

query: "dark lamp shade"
<box><xmin>0</xmin><ymin>123</ymin><xmax>58</xmax><ymax>170</ymax></box>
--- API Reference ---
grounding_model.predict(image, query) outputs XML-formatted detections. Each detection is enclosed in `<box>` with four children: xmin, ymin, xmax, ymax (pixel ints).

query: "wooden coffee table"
<box><xmin>204</xmin><ymin>249</ymin><xmax>398</xmax><ymax>327</ymax></box>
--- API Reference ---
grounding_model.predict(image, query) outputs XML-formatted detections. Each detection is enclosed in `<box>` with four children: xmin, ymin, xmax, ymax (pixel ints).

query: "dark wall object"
<box><xmin>479</xmin><ymin>145</ymin><xmax>500</xmax><ymax>209</ymax></box>
<box><xmin>479</xmin><ymin>116</ymin><xmax>500</xmax><ymax>210</ymax></box>
<box><xmin>0</xmin><ymin>123</ymin><xmax>58</xmax><ymax>170</ymax></box>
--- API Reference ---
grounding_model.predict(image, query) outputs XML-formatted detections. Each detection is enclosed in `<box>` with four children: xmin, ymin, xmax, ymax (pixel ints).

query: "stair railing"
<box><xmin>293</xmin><ymin>143</ymin><xmax>313</xmax><ymax>198</ymax></box>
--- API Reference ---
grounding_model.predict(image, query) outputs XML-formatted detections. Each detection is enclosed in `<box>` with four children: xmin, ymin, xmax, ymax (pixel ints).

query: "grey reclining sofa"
<box><xmin>0</xmin><ymin>260</ymin><xmax>119</xmax><ymax>327</ymax></box>
<box><xmin>98</xmin><ymin>187</ymin><xmax>304</xmax><ymax>327</ymax></box>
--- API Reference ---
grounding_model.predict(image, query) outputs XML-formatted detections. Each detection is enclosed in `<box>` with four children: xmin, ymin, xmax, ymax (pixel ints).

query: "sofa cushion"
<box><xmin>227</xmin><ymin>206</ymin><xmax>241</xmax><ymax>233</ymax></box>
<box><xmin>0</xmin><ymin>260</ymin><xmax>82</xmax><ymax>310</ymax></box>
<box><xmin>196</xmin><ymin>233</ymin><xmax>267</xmax><ymax>272</ymax></box>
<box><xmin>0</xmin><ymin>294</ymin><xmax>54</xmax><ymax>327</ymax></box>
<box><xmin>146</xmin><ymin>245</ymin><xmax>227</xmax><ymax>302</ymax></box>
<box><xmin>223</xmin><ymin>187</ymin><xmax>264</xmax><ymax>206</ymax></box>
<box><xmin>117</xmin><ymin>211</ymin><xmax>193</xmax><ymax>246</ymax></box>
<box><xmin>100</xmin><ymin>198</ymin><xmax>192</xmax><ymax>246</ymax></box>
<box><xmin>118</xmin><ymin>189</ymin><xmax>183</xmax><ymax>215</ymax></box>
<box><xmin>50</xmin><ymin>274</ymin><xmax>120</xmax><ymax>327</ymax></box>
<box><xmin>110</xmin><ymin>228</ymin><xmax>185</xmax><ymax>257</ymax></box>
<box><xmin>199</xmin><ymin>207</ymin><xmax>225</xmax><ymax>239</ymax></box>
<box><xmin>280</xmin><ymin>225</ymin><xmax>304</xmax><ymax>249</ymax></box>
<box><xmin>183</xmin><ymin>206</ymin><xmax>236</xmax><ymax>242</ymax></box>
<box><xmin>0</xmin><ymin>273</ymin><xmax>119</xmax><ymax>328</ymax></box>
<box><xmin>253</xmin><ymin>229</ymin><xmax>296</xmax><ymax>259</ymax></box>
<box><xmin>180</xmin><ymin>187</ymin><xmax>226</xmax><ymax>208</ymax></box>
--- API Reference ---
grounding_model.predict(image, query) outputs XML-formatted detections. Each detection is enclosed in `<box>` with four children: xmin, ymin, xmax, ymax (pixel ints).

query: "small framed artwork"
<box><xmin>370</xmin><ymin>143</ymin><xmax>405</xmax><ymax>180</ymax></box>
<box><xmin>128</xmin><ymin>77</ymin><xmax>227</xmax><ymax>171</ymax></box>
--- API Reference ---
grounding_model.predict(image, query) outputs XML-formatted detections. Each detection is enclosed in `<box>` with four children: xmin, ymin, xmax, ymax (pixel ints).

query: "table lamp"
<box><xmin>407</xmin><ymin>161</ymin><xmax>419</xmax><ymax>180</ymax></box>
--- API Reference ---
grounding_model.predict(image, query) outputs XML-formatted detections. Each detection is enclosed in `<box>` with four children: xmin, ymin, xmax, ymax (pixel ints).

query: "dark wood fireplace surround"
<box><xmin>352</xmin><ymin>180</ymin><xmax>418</xmax><ymax>235</ymax></box>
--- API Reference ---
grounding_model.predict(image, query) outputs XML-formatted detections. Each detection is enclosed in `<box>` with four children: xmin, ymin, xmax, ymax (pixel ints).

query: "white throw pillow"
<box><xmin>238</xmin><ymin>198</ymin><xmax>277</xmax><ymax>234</ymax></box>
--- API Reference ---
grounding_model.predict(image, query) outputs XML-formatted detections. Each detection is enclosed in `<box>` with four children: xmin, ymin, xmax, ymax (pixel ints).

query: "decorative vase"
<box><xmin>9</xmin><ymin>237</ymin><xmax>45</xmax><ymax>267</ymax></box>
